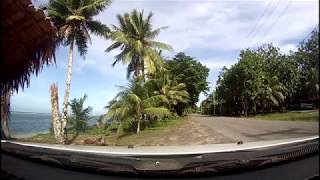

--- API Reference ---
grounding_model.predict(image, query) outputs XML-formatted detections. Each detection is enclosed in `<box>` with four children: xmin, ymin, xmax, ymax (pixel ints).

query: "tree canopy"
<box><xmin>106</xmin><ymin>9</ymin><xmax>173</xmax><ymax>79</ymax></box>
<box><xmin>48</xmin><ymin>0</ymin><xmax>111</xmax><ymax>56</ymax></box>
<box><xmin>166</xmin><ymin>53</ymin><xmax>210</xmax><ymax>114</ymax></box>
<box><xmin>201</xmin><ymin>28</ymin><xmax>319</xmax><ymax>116</ymax></box>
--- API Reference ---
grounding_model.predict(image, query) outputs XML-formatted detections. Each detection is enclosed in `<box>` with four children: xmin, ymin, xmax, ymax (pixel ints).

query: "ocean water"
<box><xmin>9</xmin><ymin>112</ymin><xmax>98</xmax><ymax>138</ymax></box>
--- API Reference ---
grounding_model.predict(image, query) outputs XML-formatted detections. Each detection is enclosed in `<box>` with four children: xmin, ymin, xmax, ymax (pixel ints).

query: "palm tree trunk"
<box><xmin>133</xmin><ymin>55</ymin><xmax>140</xmax><ymax>77</ymax></box>
<box><xmin>61</xmin><ymin>41</ymin><xmax>75</xmax><ymax>144</ymax></box>
<box><xmin>135</xmin><ymin>113</ymin><xmax>141</xmax><ymax>134</ymax></box>
<box><xmin>50</xmin><ymin>83</ymin><xmax>64</xmax><ymax>143</ymax></box>
<box><xmin>134</xmin><ymin>66</ymin><xmax>139</xmax><ymax>76</ymax></box>
<box><xmin>137</xmin><ymin>119</ymin><xmax>141</xmax><ymax>134</ymax></box>
<box><xmin>117</xmin><ymin>121</ymin><xmax>122</xmax><ymax>136</ymax></box>
<box><xmin>1</xmin><ymin>91</ymin><xmax>11</xmax><ymax>139</ymax></box>
<box><xmin>134</xmin><ymin>56</ymin><xmax>145</xmax><ymax>79</ymax></box>
<box><xmin>253</xmin><ymin>101</ymin><xmax>257</xmax><ymax>115</ymax></box>
<box><xmin>244</xmin><ymin>98</ymin><xmax>248</xmax><ymax>117</ymax></box>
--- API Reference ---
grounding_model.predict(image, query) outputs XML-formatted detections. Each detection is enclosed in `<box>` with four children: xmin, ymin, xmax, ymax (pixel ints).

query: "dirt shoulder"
<box><xmin>83</xmin><ymin>117</ymin><xmax>233</xmax><ymax>146</ymax></box>
<box><xmin>112</xmin><ymin>117</ymin><xmax>234</xmax><ymax>146</ymax></box>
<box><xmin>22</xmin><ymin>117</ymin><xmax>234</xmax><ymax>146</ymax></box>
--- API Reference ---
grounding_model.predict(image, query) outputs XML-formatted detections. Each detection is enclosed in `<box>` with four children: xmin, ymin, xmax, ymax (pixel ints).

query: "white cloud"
<box><xmin>71</xmin><ymin>34</ymin><xmax>128</xmax><ymax>80</ymax></box>
<box><xmin>279</xmin><ymin>43</ymin><xmax>296</xmax><ymax>54</ymax></box>
<box><xmin>66</xmin><ymin>0</ymin><xmax>318</xmax><ymax>74</ymax></box>
<box><xmin>202</xmin><ymin>59</ymin><xmax>234</xmax><ymax>69</ymax></box>
<box><xmin>13</xmin><ymin>0</ymin><xmax>318</xmax><ymax>113</ymax></box>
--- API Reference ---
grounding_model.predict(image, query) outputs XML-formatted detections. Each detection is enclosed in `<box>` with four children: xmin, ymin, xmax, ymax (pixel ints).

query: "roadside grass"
<box><xmin>22</xmin><ymin>132</ymin><xmax>56</xmax><ymax>144</ymax></box>
<box><xmin>105</xmin><ymin>117</ymin><xmax>186</xmax><ymax>146</ymax></box>
<box><xmin>248</xmin><ymin>110</ymin><xmax>319</xmax><ymax>121</ymax></box>
<box><xmin>21</xmin><ymin>117</ymin><xmax>187</xmax><ymax>146</ymax></box>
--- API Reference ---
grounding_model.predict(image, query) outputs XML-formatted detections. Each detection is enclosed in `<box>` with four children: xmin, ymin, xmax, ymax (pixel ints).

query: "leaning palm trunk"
<box><xmin>50</xmin><ymin>83</ymin><xmax>65</xmax><ymax>144</ymax></box>
<box><xmin>60</xmin><ymin>41</ymin><xmax>75</xmax><ymax>143</ymax></box>
<box><xmin>1</xmin><ymin>90</ymin><xmax>11</xmax><ymax>139</ymax></box>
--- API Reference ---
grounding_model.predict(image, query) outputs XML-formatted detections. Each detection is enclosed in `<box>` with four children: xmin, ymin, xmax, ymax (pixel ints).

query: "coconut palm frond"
<box><xmin>127</xmin><ymin>93</ymin><xmax>141</xmax><ymax>105</ymax></box>
<box><xmin>143</xmin><ymin>95</ymin><xmax>169</xmax><ymax>108</ymax></box>
<box><xmin>143</xmin><ymin>107</ymin><xmax>170</xmax><ymax>117</ymax></box>
<box><xmin>74</xmin><ymin>28</ymin><xmax>89</xmax><ymax>56</ymax></box>
<box><xmin>86</xmin><ymin>20</ymin><xmax>110</xmax><ymax>37</ymax></box>
<box><xmin>149</xmin><ymin>41</ymin><xmax>173</xmax><ymax>52</ymax></box>
<box><xmin>48</xmin><ymin>0</ymin><xmax>110</xmax><ymax>57</ymax></box>
<box><xmin>106</xmin><ymin>9</ymin><xmax>172</xmax><ymax>78</ymax></box>
<box><xmin>146</xmin><ymin>26</ymin><xmax>168</xmax><ymax>39</ymax></box>
<box><xmin>68</xmin><ymin>94</ymin><xmax>92</xmax><ymax>133</ymax></box>
<box><xmin>77</xmin><ymin>0</ymin><xmax>111</xmax><ymax>17</ymax></box>
<box><xmin>273</xmin><ymin>91</ymin><xmax>285</xmax><ymax>103</ymax></box>
<box><xmin>269</xmin><ymin>95</ymin><xmax>279</xmax><ymax>106</ymax></box>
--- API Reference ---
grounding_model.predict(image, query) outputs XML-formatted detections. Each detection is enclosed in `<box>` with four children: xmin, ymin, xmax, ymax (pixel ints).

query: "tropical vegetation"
<box><xmin>67</xmin><ymin>94</ymin><xmax>92</xmax><ymax>135</ymax></box>
<box><xmin>103</xmin><ymin>10</ymin><xmax>210</xmax><ymax>136</ymax></box>
<box><xmin>166</xmin><ymin>53</ymin><xmax>210</xmax><ymax>115</ymax></box>
<box><xmin>5</xmin><ymin>0</ymin><xmax>316</xmax><ymax>145</ymax></box>
<box><xmin>105</xmin><ymin>51</ymin><xmax>211</xmax><ymax>135</ymax></box>
<box><xmin>106</xmin><ymin>9</ymin><xmax>173</xmax><ymax>79</ymax></box>
<box><xmin>47</xmin><ymin>0</ymin><xmax>111</xmax><ymax>144</ymax></box>
<box><xmin>201</xmin><ymin>28</ymin><xmax>319</xmax><ymax>116</ymax></box>
<box><xmin>106</xmin><ymin>76</ymin><xmax>171</xmax><ymax>134</ymax></box>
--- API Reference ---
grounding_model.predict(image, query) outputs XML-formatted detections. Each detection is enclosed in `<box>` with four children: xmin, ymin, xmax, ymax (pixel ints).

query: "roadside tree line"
<box><xmin>201</xmin><ymin>28</ymin><xmax>319</xmax><ymax>116</ymax></box>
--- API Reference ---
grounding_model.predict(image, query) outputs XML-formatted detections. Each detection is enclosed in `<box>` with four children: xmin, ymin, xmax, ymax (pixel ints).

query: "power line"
<box><xmin>300</xmin><ymin>26</ymin><xmax>318</xmax><ymax>43</ymax></box>
<box><xmin>255</xmin><ymin>0</ymin><xmax>292</xmax><ymax>47</ymax></box>
<box><xmin>245</xmin><ymin>0</ymin><xmax>282</xmax><ymax>49</ymax></box>
<box><xmin>292</xmin><ymin>26</ymin><xmax>318</xmax><ymax>51</ymax></box>
<box><xmin>239</xmin><ymin>0</ymin><xmax>274</xmax><ymax>50</ymax></box>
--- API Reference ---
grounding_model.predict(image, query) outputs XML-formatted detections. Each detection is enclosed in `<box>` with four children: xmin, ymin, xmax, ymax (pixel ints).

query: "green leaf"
<box><xmin>143</xmin><ymin>107</ymin><xmax>170</xmax><ymax>117</ymax></box>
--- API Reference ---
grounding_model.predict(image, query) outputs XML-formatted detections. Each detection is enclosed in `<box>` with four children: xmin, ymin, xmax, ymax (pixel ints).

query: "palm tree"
<box><xmin>147</xmin><ymin>70</ymin><xmax>189</xmax><ymax>111</ymax></box>
<box><xmin>106</xmin><ymin>76</ymin><xmax>170</xmax><ymax>134</ymax></box>
<box><xmin>48</xmin><ymin>0</ymin><xmax>110</xmax><ymax>144</ymax></box>
<box><xmin>68</xmin><ymin>94</ymin><xmax>92</xmax><ymax>135</ymax></box>
<box><xmin>104</xmin><ymin>99</ymin><xmax>117</xmax><ymax>109</ymax></box>
<box><xmin>258</xmin><ymin>76</ymin><xmax>285</xmax><ymax>112</ymax></box>
<box><xmin>106</xmin><ymin>9</ymin><xmax>173</xmax><ymax>79</ymax></box>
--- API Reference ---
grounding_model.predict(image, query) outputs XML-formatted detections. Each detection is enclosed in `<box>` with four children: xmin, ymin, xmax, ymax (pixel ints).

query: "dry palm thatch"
<box><xmin>1</xmin><ymin>0</ymin><xmax>57</xmax><ymax>94</ymax></box>
<box><xmin>1</xmin><ymin>0</ymin><xmax>57</xmax><ymax>139</ymax></box>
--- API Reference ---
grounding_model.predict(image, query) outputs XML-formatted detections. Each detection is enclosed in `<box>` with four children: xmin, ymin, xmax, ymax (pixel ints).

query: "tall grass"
<box><xmin>252</xmin><ymin>110</ymin><xmax>319</xmax><ymax>121</ymax></box>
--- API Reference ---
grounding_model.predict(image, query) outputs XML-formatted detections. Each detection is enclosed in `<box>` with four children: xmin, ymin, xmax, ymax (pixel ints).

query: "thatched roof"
<box><xmin>1</xmin><ymin>0</ymin><xmax>57</xmax><ymax>94</ymax></box>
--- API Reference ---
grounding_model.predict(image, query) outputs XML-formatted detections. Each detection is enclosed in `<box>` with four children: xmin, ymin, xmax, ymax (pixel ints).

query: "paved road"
<box><xmin>192</xmin><ymin>114</ymin><xmax>319</xmax><ymax>142</ymax></box>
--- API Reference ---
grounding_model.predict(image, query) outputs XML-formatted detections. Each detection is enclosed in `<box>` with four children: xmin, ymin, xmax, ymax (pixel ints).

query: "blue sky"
<box><xmin>12</xmin><ymin>0</ymin><xmax>319</xmax><ymax>115</ymax></box>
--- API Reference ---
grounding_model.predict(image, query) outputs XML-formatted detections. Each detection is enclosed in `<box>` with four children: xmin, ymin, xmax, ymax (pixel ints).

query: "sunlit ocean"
<box><xmin>9</xmin><ymin>112</ymin><xmax>97</xmax><ymax>138</ymax></box>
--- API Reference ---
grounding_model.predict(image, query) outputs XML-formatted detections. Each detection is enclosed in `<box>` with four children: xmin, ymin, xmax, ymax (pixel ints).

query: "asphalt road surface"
<box><xmin>192</xmin><ymin>114</ymin><xmax>319</xmax><ymax>142</ymax></box>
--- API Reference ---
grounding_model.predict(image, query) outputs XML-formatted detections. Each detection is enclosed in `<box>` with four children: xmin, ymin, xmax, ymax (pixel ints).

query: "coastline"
<box><xmin>10</xmin><ymin>131</ymin><xmax>49</xmax><ymax>139</ymax></box>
